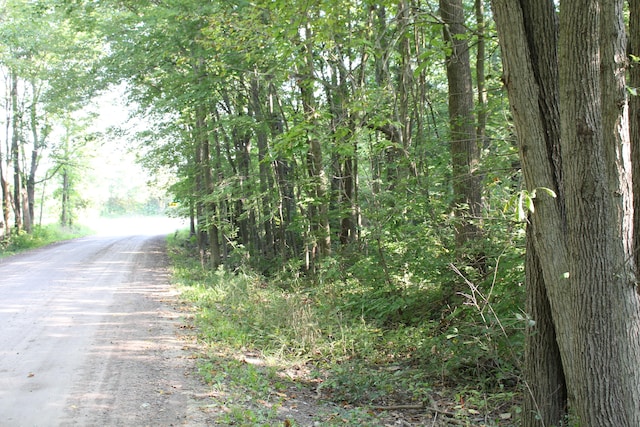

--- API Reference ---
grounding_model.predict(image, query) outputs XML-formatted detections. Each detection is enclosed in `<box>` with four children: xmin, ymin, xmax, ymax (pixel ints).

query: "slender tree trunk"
<box><xmin>38</xmin><ymin>177</ymin><xmax>46</xmax><ymax>227</ymax></box>
<box><xmin>326</xmin><ymin>57</ymin><xmax>357</xmax><ymax>246</ymax></box>
<box><xmin>211</xmin><ymin>110</ymin><xmax>229</xmax><ymax>263</ymax></box>
<box><xmin>21</xmin><ymin>189</ymin><xmax>30</xmax><ymax>232</ymax></box>
<box><xmin>267</xmin><ymin>81</ymin><xmax>297</xmax><ymax>260</ymax></box>
<box><xmin>475</xmin><ymin>0</ymin><xmax>487</xmax><ymax>147</ymax></box>
<box><xmin>250</xmin><ymin>75</ymin><xmax>275</xmax><ymax>258</ymax></box>
<box><xmin>299</xmin><ymin>21</ymin><xmax>330</xmax><ymax>262</ymax></box>
<box><xmin>1</xmin><ymin>78</ymin><xmax>10</xmax><ymax>238</ymax></box>
<box><xmin>412</xmin><ymin>12</ymin><xmax>431</xmax><ymax>188</ymax></box>
<box><xmin>522</xmin><ymin>227</ymin><xmax>567</xmax><ymax>426</ymax></box>
<box><xmin>10</xmin><ymin>72</ymin><xmax>22</xmax><ymax>233</ymax></box>
<box><xmin>440</xmin><ymin>0</ymin><xmax>483</xmax><ymax>265</ymax></box>
<box><xmin>398</xmin><ymin>1</ymin><xmax>413</xmax><ymax>161</ymax></box>
<box><xmin>233</xmin><ymin>125</ymin><xmax>252</xmax><ymax>250</ymax></box>
<box><xmin>60</xmin><ymin>168</ymin><xmax>70</xmax><ymax>227</ymax></box>
<box><xmin>26</xmin><ymin>80</ymin><xmax>42</xmax><ymax>233</ymax></box>
<box><xmin>340</xmin><ymin>154</ymin><xmax>355</xmax><ymax>245</ymax></box>
<box><xmin>0</xmin><ymin>165</ymin><xmax>8</xmax><ymax>238</ymax></box>
<box><xmin>25</xmin><ymin>146</ymin><xmax>37</xmax><ymax>233</ymax></box>
<box><xmin>189</xmin><ymin>199</ymin><xmax>196</xmax><ymax>237</ymax></box>
<box><xmin>196</xmin><ymin>102</ymin><xmax>220</xmax><ymax>269</ymax></box>
<box><xmin>193</xmin><ymin>122</ymin><xmax>207</xmax><ymax>267</ymax></box>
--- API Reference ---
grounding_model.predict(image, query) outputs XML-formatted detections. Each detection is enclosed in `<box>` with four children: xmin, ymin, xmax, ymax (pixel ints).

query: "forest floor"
<box><xmin>167</xmin><ymin>237</ymin><xmax>521</xmax><ymax>426</ymax></box>
<box><xmin>177</xmin><ymin>302</ymin><xmax>518</xmax><ymax>427</ymax></box>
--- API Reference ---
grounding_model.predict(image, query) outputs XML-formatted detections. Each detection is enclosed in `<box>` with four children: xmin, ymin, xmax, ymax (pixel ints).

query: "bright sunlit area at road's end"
<box><xmin>85</xmin><ymin>216</ymin><xmax>188</xmax><ymax>237</ymax></box>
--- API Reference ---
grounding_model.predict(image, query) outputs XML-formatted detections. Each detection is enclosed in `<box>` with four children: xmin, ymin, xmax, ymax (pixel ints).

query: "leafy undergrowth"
<box><xmin>168</xmin><ymin>232</ymin><xmax>524</xmax><ymax>426</ymax></box>
<box><xmin>0</xmin><ymin>224</ymin><xmax>92</xmax><ymax>257</ymax></box>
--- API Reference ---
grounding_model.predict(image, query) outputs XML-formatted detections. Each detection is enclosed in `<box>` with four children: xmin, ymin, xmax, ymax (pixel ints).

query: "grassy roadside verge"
<box><xmin>0</xmin><ymin>224</ymin><xmax>93</xmax><ymax>257</ymax></box>
<box><xmin>167</xmin><ymin>231</ymin><xmax>522</xmax><ymax>426</ymax></box>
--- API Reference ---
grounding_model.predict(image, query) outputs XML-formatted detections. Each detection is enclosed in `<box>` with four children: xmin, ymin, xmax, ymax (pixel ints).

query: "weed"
<box><xmin>168</xmin><ymin>232</ymin><xmax>524</xmax><ymax>426</ymax></box>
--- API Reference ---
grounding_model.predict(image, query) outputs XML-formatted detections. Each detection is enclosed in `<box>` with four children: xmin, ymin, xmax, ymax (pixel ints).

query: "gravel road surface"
<box><xmin>0</xmin><ymin>221</ymin><xmax>210</xmax><ymax>427</ymax></box>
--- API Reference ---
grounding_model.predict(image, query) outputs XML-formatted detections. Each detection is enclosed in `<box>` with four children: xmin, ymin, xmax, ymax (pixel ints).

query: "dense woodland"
<box><xmin>2</xmin><ymin>0</ymin><xmax>640</xmax><ymax>425</ymax></box>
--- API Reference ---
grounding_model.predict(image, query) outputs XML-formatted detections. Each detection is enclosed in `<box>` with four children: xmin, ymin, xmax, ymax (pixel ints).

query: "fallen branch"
<box><xmin>371</xmin><ymin>404</ymin><xmax>425</xmax><ymax>411</ymax></box>
<box><xmin>371</xmin><ymin>403</ymin><xmax>459</xmax><ymax>418</ymax></box>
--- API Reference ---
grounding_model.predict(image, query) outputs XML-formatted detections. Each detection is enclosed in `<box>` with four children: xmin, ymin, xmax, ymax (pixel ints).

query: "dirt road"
<box><xmin>0</xmin><ymin>225</ymin><xmax>210</xmax><ymax>426</ymax></box>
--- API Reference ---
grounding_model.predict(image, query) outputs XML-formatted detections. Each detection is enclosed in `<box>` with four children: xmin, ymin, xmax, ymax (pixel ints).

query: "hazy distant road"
<box><xmin>0</xmin><ymin>218</ymin><xmax>210</xmax><ymax>427</ymax></box>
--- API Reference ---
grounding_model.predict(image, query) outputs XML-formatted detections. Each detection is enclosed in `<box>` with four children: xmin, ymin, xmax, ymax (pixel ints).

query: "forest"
<box><xmin>2</xmin><ymin>0</ymin><xmax>640</xmax><ymax>425</ymax></box>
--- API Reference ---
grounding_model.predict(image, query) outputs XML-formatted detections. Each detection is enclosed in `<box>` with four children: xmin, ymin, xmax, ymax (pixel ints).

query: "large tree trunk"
<box><xmin>503</xmin><ymin>2</ymin><xmax>567</xmax><ymax>425</ymax></box>
<box><xmin>561</xmin><ymin>0</ymin><xmax>640</xmax><ymax>422</ymax></box>
<box><xmin>492</xmin><ymin>0</ymin><xmax>640</xmax><ymax>424</ymax></box>
<box><xmin>629</xmin><ymin>0</ymin><xmax>640</xmax><ymax>273</ymax></box>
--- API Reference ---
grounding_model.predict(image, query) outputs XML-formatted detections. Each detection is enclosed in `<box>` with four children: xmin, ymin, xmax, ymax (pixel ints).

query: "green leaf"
<box><xmin>537</xmin><ymin>187</ymin><xmax>557</xmax><ymax>198</ymax></box>
<box><xmin>507</xmin><ymin>187</ymin><xmax>556</xmax><ymax>222</ymax></box>
<box><xmin>517</xmin><ymin>191</ymin><xmax>526</xmax><ymax>222</ymax></box>
<box><xmin>524</xmin><ymin>192</ymin><xmax>535</xmax><ymax>215</ymax></box>
<box><xmin>530</xmin><ymin>187</ymin><xmax>557</xmax><ymax>199</ymax></box>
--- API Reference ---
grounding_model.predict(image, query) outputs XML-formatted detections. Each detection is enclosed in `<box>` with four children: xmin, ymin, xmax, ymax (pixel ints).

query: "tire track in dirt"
<box><xmin>0</xmin><ymin>232</ymin><xmax>212</xmax><ymax>427</ymax></box>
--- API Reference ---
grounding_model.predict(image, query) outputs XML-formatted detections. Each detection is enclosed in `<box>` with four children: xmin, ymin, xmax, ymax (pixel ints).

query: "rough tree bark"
<box><xmin>496</xmin><ymin>2</ymin><xmax>568</xmax><ymax>425</ymax></box>
<box><xmin>629</xmin><ymin>0</ymin><xmax>640</xmax><ymax>273</ymax></box>
<box><xmin>492</xmin><ymin>0</ymin><xmax>640</xmax><ymax>425</ymax></box>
